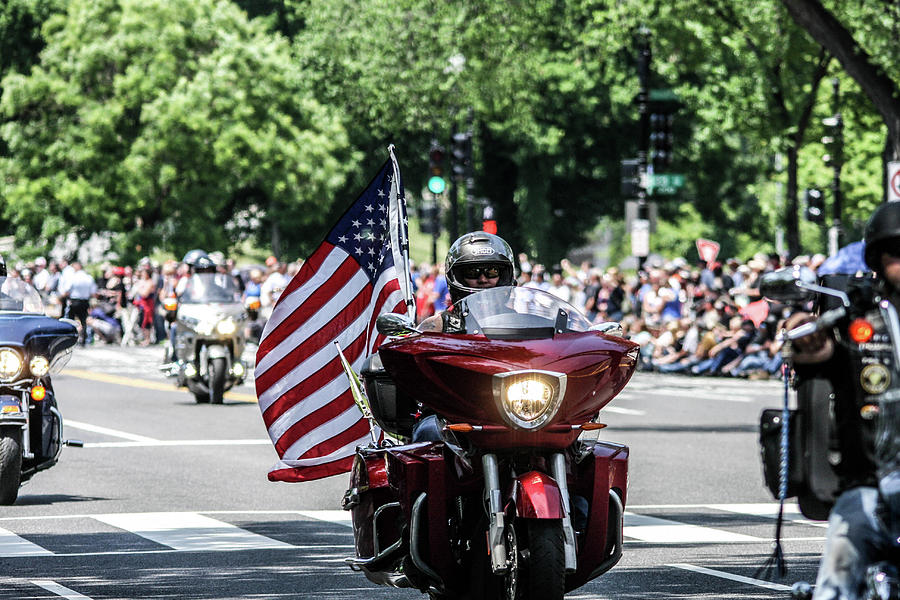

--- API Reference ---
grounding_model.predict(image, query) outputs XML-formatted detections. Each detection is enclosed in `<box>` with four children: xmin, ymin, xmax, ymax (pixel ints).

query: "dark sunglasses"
<box><xmin>884</xmin><ymin>247</ymin><xmax>900</xmax><ymax>259</ymax></box>
<box><xmin>461</xmin><ymin>265</ymin><xmax>501</xmax><ymax>279</ymax></box>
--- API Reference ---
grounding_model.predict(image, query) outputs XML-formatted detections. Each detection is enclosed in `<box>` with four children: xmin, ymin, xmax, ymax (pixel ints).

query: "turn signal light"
<box><xmin>446</xmin><ymin>423</ymin><xmax>475</xmax><ymax>432</ymax></box>
<box><xmin>849</xmin><ymin>318</ymin><xmax>874</xmax><ymax>343</ymax></box>
<box><xmin>579</xmin><ymin>422</ymin><xmax>607</xmax><ymax>430</ymax></box>
<box><xmin>31</xmin><ymin>385</ymin><xmax>46</xmax><ymax>402</ymax></box>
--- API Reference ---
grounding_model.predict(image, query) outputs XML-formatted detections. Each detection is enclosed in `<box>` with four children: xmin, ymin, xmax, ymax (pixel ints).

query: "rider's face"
<box><xmin>881</xmin><ymin>250</ymin><xmax>900</xmax><ymax>289</ymax></box>
<box><xmin>463</xmin><ymin>273</ymin><xmax>500</xmax><ymax>289</ymax></box>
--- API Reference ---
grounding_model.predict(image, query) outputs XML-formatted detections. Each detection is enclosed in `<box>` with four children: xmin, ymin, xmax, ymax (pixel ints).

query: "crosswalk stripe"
<box><xmin>624</xmin><ymin>513</ymin><xmax>763</xmax><ymax>543</ymax></box>
<box><xmin>30</xmin><ymin>580</ymin><xmax>94</xmax><ymax>599</ymax></box>
<box><xmin>92</xmin><ymin>512</ymin><xmax>294</xmax><ymax>551</ymax></box>
<box><xmin>706</xmin><ymin>503</ymin><xmax>829</xmax><ymax>527</ymax></box>
<box><xmin>0</xmin><ymin>526</ymin><xmax>54</xmax><ymax>556</ymax></box>
<box><xmin>0</xmin><ymin>504</ymin><xmax>819</xmax><ymax>557</ymax></box>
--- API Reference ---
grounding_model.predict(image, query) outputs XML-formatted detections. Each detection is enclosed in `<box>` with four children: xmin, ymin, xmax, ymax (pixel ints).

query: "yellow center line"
<box><xmin>64</xmin><ymin>369</ymin><xmax>259</xmax><ymax>403</ymax></box>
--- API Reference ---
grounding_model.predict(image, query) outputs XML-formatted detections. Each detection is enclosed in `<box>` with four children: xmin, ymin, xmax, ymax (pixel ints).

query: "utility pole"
<box><xmin>823</xmin><ymin>78</ymin><xmax>843</xmax><ymax>257</ymax></box>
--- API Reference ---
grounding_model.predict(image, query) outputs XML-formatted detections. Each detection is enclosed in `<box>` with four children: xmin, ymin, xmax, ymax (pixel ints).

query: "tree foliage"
<box><xmin>0</xmin><ymin>0</ymin><xmax>353</xmax><ymax>262</ymax></box>
<box><xmin>0</xmin><ymin>0</ymin><xmax>896</xmax><ymax>265</ymax></box>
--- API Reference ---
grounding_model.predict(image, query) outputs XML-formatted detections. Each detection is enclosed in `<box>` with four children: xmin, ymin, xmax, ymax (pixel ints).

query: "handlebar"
<box><xmin>785</xmin><ymin>307</ymin><xmax>847</xmax><ymax>341</ymax></box>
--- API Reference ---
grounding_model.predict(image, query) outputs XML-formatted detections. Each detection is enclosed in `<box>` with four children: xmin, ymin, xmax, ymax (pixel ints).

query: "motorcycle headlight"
<box><xmin>195</xmin><ymin>320</ymin><xmax>215</xmax><ymax>336</ymax></box>
<box><xmin>0</xmin><ymin>348</ymin><xmax>23</xmax><ymax>382</ymax></box>
<box><xmin>29</xmin><ymin>356</ymin><xmax>50</xmax><ymax>377</ymax></box>
<box><xmin>216</xmin><ymin>319</ymin><xmax>236</xmax><ymax>335</ymax></box>
<box><xmin>492</xmin><ymin>370</ymin><xmax>566</xmax><ymax>430</ymax></box>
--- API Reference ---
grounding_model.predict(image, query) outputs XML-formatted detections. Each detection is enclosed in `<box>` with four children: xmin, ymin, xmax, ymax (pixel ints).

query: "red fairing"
<box><xmin>377</xmin><ymin>331</ymin><xmax>637</xmax><ymax>447</ymax></box>
<box><xmin>514</xmin><ymin>471</ymin><xmax>565</xmax><ymax>519</ymax></box>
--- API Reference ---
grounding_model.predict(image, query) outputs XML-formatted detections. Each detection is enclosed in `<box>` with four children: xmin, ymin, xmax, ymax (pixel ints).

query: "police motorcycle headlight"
<box><xmin>29</xmin><ymin>356</ymin><xmax>50</xmax><ymax>377</ymax></box>
<box><xmin>215</xmin><ymin>318</ymin><xmax>237</xmax><ymax>335</ymax></box>
<box><xmin>0</xmin><ymin>348</ymin><xmax>23</xmax><ymax>382</ymax></box>
<box><xmin>195</xmin><ymin>319</ymin><xmax>216</xmax><ymax>336</ymax></box>
<box><xmin>492</xmin><ymin>370</ymin><xmax>567</xmax><ymax>430</ymax></box>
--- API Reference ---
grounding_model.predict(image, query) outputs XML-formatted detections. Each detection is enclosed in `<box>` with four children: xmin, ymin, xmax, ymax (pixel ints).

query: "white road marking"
<box><xmin>602</xmin><ymin>406</ymin><xmax>647</xmax><ymax>416</ymax></box>
<box><xmin>29</xmin><ymin>580</ymin><xmax>94</xmax><ymax>599</ymax></box>
<box><xmin>83</xmin><ymin>439</ymin><xmax>271</xmax><ymax>448</ymax></box>
<box><xmin>92</xmin><ymin>512</ymin><xmax>294</xmax><ymax>551</ymax></box>
<box><xmin>668</xmin><ymin>563</ymin><xmax>792</xmax><ymax>591</ymax></box>
<box><xmin>297</xmin><ymin>510</ymin><xmax>353</xmax><ymax>527</ymax></box>
<box><xmin>706</xmin><ymin>503</ymin><xmax>829</xmax><ymax>527</ymax></box>
<box><xmin>0</xmin><ymin>526</ymin><xmax>53</xmax><ymax>556</ymax></box>
<box><xmin>65</xmin><ymin>420</ymin><xmax>157</xmax><ymax>442</ymax></box>
<box><xmin>624</xmin><ymin>513</ymin><xmax>762</xmax><ymax>543</ymax></box>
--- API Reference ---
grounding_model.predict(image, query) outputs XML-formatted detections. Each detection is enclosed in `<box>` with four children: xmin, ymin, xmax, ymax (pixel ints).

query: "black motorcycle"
<box><xmin>759</xmin><ymin>266</ymin><xmax>900</xmax><ymax>599</ymax></box>
<box><xmin>0</xmin><ymin>275</ymin><xmax>80</xmax><ymax>504</ymax></box>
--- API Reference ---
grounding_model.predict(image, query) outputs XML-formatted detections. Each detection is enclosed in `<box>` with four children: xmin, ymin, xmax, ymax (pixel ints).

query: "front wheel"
<box><xmin>516</xmin><ymin>520</ymin><xmax>565</xmax><ymax>600</ymax></box>
<box><xmin>209</xmin><ymin>357</ymin><xmax>227</xmax><ymax>404</ymax></box>
<box><xmin>0</xmin><ymin>430</ymin><xmax>23</xmax><ymax>505</ymax></box>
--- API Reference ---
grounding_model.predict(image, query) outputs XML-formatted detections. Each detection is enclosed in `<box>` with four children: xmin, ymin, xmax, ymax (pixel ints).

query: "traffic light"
<box><xmin>805</xmin><ymin>188</ymin><xmax>824</xmax><ymax>222</ymax></box>
<box><xmin>649</xmin><ymin>112</ymin><xmax>673</xmax><ymax>172</ymax></box>
<box><xmin>482</xmin><ymin>202</ymin><xmax>497</xmax><ymax>235</ymax></box>
<box><xmin>620</xmin><ymin>159</ymin><xmax>640</xmax><ymax>197</ymax></box>
<box><xmin>451</xmin><ymin>131</ymin><xmax>471</xmax><ymax>178</ymax></box>
<box><xmin>418</xmin><ymin>202</ymin><xmax>441</xmax><ymax>234</ymax></box>
<box><xmin>427</xmin><ymin>142</ymin><xmax>446</xmax><ymax>194</ymax></box>
<box><xmin>821</xmin><ymin>115</ymin><xmax>843</xmax><ymax>168</ymax></box>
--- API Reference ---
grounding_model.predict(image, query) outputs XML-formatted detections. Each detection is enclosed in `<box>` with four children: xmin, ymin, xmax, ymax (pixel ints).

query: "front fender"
<box><xmin>205</xmin><ymin>344</ymin><xmax>229</xmax><ymax>360</ymax></box>
<box><xmin>513</xmin><ymin>471</ymin><xmax>565</xmax><ymax>519</ymax></box>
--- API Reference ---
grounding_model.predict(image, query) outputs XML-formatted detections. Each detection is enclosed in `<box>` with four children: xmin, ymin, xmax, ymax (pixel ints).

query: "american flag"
<box><xmin>255</xmin><ymin>150</ymin><xmax>414</xmax><ymax>482</ymax></box>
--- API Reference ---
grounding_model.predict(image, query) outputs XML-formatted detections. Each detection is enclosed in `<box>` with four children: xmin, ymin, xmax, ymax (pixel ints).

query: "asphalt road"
<box><xmin>0</xmin><ymin>344</ymin><xmax>824</xmax><ymax>599</ymax></box>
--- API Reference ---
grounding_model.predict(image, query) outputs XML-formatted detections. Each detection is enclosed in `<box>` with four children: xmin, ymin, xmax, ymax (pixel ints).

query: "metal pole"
<box><xmin>449</xmin><ymin>125</ymin><xmax>459</xmax><ymax>241</ymax></box>
<box><xmin>635</xmin><ymin>28</ymin><xmax>651</xmax><ymax>271</ymax></box>
<box><xmin>828</xmin><ymin>78</ymin><xmax>843</xmax><ymax>257</ymax></box>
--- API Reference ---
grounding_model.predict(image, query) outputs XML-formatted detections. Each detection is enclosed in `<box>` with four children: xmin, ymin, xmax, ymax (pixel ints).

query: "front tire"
<box><xmin>518</xmin><ymin>520</ymin><xmax>565</xmax><ymax>600</ymax></box>
<box><xmin>209</xmin><ymin>357</ymin><xmax>227</xmax><ymax>404</ymax></box>
<box><xmin>0</xmin><ymin>430</ymin><xmax>23</xmax><ymax>505</ymax></box>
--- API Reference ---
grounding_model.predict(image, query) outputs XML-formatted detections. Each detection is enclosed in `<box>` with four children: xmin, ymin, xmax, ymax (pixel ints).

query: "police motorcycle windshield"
<box><xmin>180</xmin><ymin>273</ymin><xmax>240</xmax><ymax>304</ymax></box>
<box><xmin>457</xmin><ymin>286</ymin><xmax>592</xmax><ymax>339</ymax></box>
<box><xmin>0</xmin><ymin>277</ymin><xmax>44</xmax><ymax>314</ymax></box>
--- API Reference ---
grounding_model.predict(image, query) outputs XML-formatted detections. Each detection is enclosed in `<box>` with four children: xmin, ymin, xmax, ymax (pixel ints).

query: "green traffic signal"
<box><xmin>427</xmin><ymin>175</ymin><xmax>446</xmax><ymax>194</ymax></box>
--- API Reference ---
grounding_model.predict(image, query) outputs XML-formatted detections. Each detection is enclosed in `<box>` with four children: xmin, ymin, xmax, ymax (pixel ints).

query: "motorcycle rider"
<box><xmin>787</xmin><ymin>201</ymin><xmax>900</xmax><ymax>599</ymax></box>
<box><xmin>418</xmin><ymin>231</ymin><xmax>517</xmax><ymax>333</ymax></box>
<box><xmin>413</xmin><ymin>232</ymin><xmax>517</xmax><ymax>441</ymax></box>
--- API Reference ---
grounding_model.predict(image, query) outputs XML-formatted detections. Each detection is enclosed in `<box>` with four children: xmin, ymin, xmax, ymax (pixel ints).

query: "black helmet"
<box><xmin>192</xmin><ymin>256</ymin><xmax>216</xmax><ymax>273</ymax></box>
<box><xmin>182</xmin><ymin>249</ymin><xmax>209</xmax><ymax>267</ymax></box>
<box><xmin>864</xmin><ymin>202</ymin><xmax>900</xmax><ymax>273</ymax></box>
<box><xmin>445</xmin><ymin>231</ymin><xmax>516</xmax><ymax>304</ymax></box>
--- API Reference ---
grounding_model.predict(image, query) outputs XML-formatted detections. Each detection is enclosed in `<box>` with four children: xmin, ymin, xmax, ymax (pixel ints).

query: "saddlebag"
<box><xmin>30</xmin><ymin>394</ymin><xmax>61</xmax><ymax>462</ymax></box>
<box><xmin>361</xmin><ymin>353</ymin><xmax>416</xmax><ymax>439</ymax></box>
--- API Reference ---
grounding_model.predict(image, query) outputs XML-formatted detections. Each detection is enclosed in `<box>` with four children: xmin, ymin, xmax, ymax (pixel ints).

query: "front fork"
<box><xmin>482</xmin><ymin>452</ymin><xmax>578</xmax><ymax>574</ymax></box>
<box><xmin>1</xmin><ymin>391</ymin><xmax>31</xmax><ymax>458</ymax></box>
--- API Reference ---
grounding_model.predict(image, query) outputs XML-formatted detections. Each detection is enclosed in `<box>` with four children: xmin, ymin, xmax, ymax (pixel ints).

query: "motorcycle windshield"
<box><xmin>458</xmin><ymin>286</ymin><xmax>592</xmax><ymax>339</ymax></box>
<box><xmin>0</xmin><ymin>276</ymin><xmax>44</xmax><ymax>314</ymax></box>
<box><xmin>876</xmin><ymin>389</ymin><xmax>900</xmax><ymax>478</ymax></box>
<box><xmin>180</xmin><ymin>273</ymin><xmax>240</xmax><ymax>304</ymax></box>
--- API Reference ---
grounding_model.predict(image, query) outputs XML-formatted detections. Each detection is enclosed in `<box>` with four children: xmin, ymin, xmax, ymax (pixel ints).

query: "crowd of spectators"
<box><xmin>411</xmin><ymin>250</ymin><xmax>832</xmax><ymax>380</ymax></box>
<box><xmin>6</xmin><ymin>244</ymin><xmax>833</xmax><ymax>380</ymax></box>
<box><xmin>3</xmin><ymin>252</ymin><xmax>302</xmax><ymax>347</ymax></box>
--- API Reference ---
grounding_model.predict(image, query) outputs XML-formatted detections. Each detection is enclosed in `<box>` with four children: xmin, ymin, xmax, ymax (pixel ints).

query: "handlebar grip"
<box><xmin>786</xmin><ymin>307</ymin><xmax>846</xmax><ymax>341</ymax></box>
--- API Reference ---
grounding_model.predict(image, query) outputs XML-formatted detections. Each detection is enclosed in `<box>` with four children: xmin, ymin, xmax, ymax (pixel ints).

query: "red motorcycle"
<box><xmin>342</xmin><ymin>286</ymin><xmax>638</xmax><ymax>600</ymax></box>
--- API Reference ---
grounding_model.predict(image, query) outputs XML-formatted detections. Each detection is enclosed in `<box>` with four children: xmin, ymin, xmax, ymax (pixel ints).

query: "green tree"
<box><xmin>0</xmin><ymin>0</ymin><xmax>354</xmax><ymax>262</ymax></box>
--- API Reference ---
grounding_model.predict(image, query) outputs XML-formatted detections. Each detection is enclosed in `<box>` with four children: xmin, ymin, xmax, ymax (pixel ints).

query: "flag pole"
<box><xmin>333</xmin><ymin>341</ymin><xmax>379</xmax><ymax>444</ymax></box>
<box><xmin>388</xmin><ymin>144</ymin><xmax>417</xmax><ymax>321</ymax></box>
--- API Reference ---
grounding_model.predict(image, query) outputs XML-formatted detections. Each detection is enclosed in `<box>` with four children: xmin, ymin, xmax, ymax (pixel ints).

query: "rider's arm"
<box><xmin>418</xmin><ymin>313</ymin><xmax>443</xmax><ymax>332</ymax></box>
<box><xmin>783</xmin><ymin>311</ymin><xmax>835</xmax><ymax>364</ymax></box>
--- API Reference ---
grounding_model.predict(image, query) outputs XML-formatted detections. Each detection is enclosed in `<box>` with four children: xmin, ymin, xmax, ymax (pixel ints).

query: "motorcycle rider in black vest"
<box><xmin>787</xmin><ymin>201</ymin><xmax>900</xmax><ymax>599</ymax></box>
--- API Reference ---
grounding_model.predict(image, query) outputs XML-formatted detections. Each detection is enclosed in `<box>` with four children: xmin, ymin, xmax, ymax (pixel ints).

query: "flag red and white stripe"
<box><xmin>255</xmin><ymin>153</ymin><xmax>412</xmax><ymax>482</ymax></box>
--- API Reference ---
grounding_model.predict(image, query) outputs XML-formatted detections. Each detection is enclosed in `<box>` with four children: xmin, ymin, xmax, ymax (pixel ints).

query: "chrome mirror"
<box><xmin>375</xmin><ymin>313</ymin><xmax>419</xmax><ymax>336</ymax></box>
